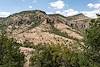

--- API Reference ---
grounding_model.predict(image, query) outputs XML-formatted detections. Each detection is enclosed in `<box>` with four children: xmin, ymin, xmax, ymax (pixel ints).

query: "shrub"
<box><xmin>30</xmin><ymin>44</ymin><xmax>96</xmax><ymax>67</ymax></box>
<box><xmin>85</xmin><ymin>17</ymin><xmax>100</xmax><ymax>64</ymax></box>
<box><xmin>0</xmin><ymin>34</ymin><xmax>25</xmax><ymax>67</ymax></box>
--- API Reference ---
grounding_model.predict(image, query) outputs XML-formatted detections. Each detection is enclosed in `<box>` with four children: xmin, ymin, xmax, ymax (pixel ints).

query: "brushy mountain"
<box><xmin>66</xmin><ymin>13</ymin><xmax>91</xmax><ymax>31</ymax></box>
<box><xmin>0</xmin><ymin>10</ymin><xmax>91</xmax><ymax>51</ymax></box>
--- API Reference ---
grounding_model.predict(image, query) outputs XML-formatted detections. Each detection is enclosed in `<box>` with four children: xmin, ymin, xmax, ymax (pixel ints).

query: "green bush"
<box><xmin>0</xmin><ymin>34</ymin><xmax>25</xmax><ymax>67</ymax></box>
<box><xmin>85</xmin><ymin>17</ymin><xmax>100</xmax><ymax>63</ymax></box>
<box><xmin>30</xmin><ymin>44</ymin><xmax>96</xmax><ymax>67</ymax></box>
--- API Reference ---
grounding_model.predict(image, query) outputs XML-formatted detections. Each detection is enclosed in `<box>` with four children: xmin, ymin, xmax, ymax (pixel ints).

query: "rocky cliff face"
<box><xmin>0</xmin><ymin>10</ymin><xmax>91</xmax><ymax>51</ymax></box>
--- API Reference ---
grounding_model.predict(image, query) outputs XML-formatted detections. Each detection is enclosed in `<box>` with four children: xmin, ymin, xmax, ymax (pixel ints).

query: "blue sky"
<box><xmin>0</xmin><ymin>0</ymin><xmax>100</xmax><ymax>18</ymax></box>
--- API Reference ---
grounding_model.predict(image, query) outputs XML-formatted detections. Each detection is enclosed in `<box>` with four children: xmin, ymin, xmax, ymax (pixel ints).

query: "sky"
<box><xmin>0</xmin><ymin>0</ymin><xmax>100</xmax><ymax>18</ymax></box>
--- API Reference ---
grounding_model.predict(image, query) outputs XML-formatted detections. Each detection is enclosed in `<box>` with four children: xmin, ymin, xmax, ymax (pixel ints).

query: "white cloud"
<box><xmin>49</xmin><ymin>0</ymin><xmax>65</xmax><ymax>9</ymax></box>
<box><xmin>86</xmin><ymin>3</ymin><xmax>100</xmax><ymax>18</ymax></box>
<box><xmin>46</xmin><ymin>12</ymin><xmax>54</xmax><ymax>14</ymax></box>
<box><xmin>29</xmin><ymin>5</ymin><xmax>33</xmax><ymax>9</ymax></box>
<box><xmin>63</xmin><ymin>9</ymin><xmax>79</xmax><ymax>16</ymax></box>
<box><xmin>46</xmin><ymin>9</ymin><xmax>79</xmax><ymax>16</ymax></box>
<box><xmin>55</xmin><ymin>11</ymin><xmax>62</xmax><ymax>14</ymax></box>
<box><xmin>55</xmin><ymin>9</ymin><xmax>100</xmax><ymax>18</ymax></box>
<box><xmin>88</xmin><ymin>3</ymin><xmax>94</xmax><ymax>8</ymax></box>
<box><xmin>0</xmin><ymin>12</ymin><xmax>10</xmax><ymax>17</ymax></box>
<box><xmin>46</xmin><ymin>11</ymin><xmax>62</xmax><ymax>15</ymax></box>
<box><xmin>88</xmin><ymin>3</ymin><xmax>100</xmax><ymax>9</ymax></box>
<box><xmin>82</xmin><ymin>10</ymin><xmax>100</xmax><ymax>18</ymax></box>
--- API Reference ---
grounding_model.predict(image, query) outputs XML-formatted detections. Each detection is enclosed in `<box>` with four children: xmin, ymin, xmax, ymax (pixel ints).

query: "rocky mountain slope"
<box><xmin>0</xmin><ymin>10</ymin><xmax>91</xmax><ymax>51</ymax></box>
<box><xmin>66</xmin><ymin>13</ymin><xmax>91</xmax><ymax>30</ymax></box>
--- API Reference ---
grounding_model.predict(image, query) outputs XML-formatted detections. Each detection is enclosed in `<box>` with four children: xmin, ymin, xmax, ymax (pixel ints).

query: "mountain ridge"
<box><xmin>0</xmin><ymin>10</ymin><xmax>91</xmax><ymax>51</ymax></box>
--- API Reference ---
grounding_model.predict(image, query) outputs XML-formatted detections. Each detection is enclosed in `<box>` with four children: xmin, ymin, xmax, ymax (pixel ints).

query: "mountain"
<box><xmin>66</xmin><ymin>13</ymin><xmax>91</xmax><ymax>31</ymax></box>
<box><xmin>0</xmin><ymin>10</ymin><xmax>91</xmax><ymax>51</ymax></box>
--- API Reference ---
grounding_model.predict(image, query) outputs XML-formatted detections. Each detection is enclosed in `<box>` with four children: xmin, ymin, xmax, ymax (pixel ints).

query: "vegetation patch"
<box><xmin>30</xmin><ymin>44</ymin><xmax>98</xmax><ymax>67</ymax></box>
<box><xmin>0</xmin><ymin>33</ymin><xmax>24</xmax><ymax>67</ymax></box>
<box><xmin>48</xmin><ymin>24</ymin><xmax>82</xmax><ymax>42</ymax></box>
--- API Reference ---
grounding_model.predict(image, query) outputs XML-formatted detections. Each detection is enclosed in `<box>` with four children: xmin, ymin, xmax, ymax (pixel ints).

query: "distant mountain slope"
<box><xmin>66</xmin><ymin>13</ymin><xmax>89</xmax><ymax>20</ymax></box>
<box><xmin>66</xmin><ymin>13</ymin><xmax>91</xmax><ymax>31</ymax></box>
<box><xmin>0</xmin><ymin>10</ymin><xmax>91</xmax><ymax>51</ymax></box>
